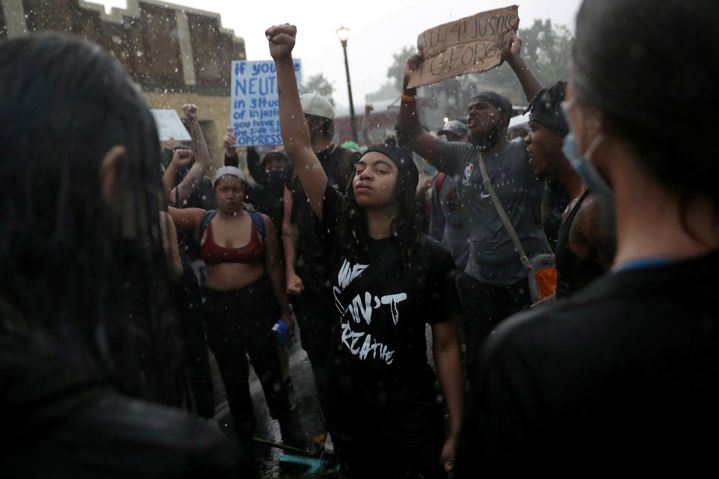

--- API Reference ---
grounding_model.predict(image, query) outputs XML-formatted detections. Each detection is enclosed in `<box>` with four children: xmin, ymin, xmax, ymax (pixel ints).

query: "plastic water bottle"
<box><xmin>272</xmin><ymin>318</ymin><xmax>290</xmax><ymax>351</ymax></box>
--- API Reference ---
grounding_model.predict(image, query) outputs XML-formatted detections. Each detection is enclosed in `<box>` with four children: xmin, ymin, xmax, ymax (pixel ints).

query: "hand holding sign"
<box><xmin>266</xmin><ymin>24</ymin><xmax>297</xmax><ymax>62</ymax></box>
<box><xmin>501</xmin><ymin>31</ymin><xmax>523</xmax><ymax>65</ymax></box>
<box><xmin>230</xmin><ymin>58</ymin><xmax>300</xmax><ymax>146</ymax></box>
<box><xmin>405</xmin><ymin>5</ymin><xmax>520</xmax><ymax>89</ymax></box>
<box><xmin>402</xmin><ymin>52</ymin><xmax>426</xmax><ymax>93</ymax></box>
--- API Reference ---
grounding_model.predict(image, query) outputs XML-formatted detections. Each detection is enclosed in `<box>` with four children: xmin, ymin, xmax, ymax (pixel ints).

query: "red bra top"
<box><xmin>200</xmin><ymin>219</ymin><xmax>264</xmax><ymax>265</ymax></box>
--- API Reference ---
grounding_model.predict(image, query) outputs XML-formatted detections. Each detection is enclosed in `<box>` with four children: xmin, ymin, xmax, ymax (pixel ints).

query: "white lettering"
<box><xmin>350</xmin><ymin>292</ymin><xmax>374</xmax><ymax>324</ymax></box>
<box><xmin>333</xmin><ymin>258</ymin><xmax>407</xmax><ymax>366</ymax></box>
<box><xmin>337</xmin><ymin>259</ymin><xmax>369</xmax><ymax>289</ymax></box>
<box><xmin>340</xmin><ymin>321</ymin><xmax>395</xmax><ymax>365</ymax></box>
<box><xmin>380</xmin><ymin>293</ymin><xmax>408</xmax><ymax>325</ymax></box>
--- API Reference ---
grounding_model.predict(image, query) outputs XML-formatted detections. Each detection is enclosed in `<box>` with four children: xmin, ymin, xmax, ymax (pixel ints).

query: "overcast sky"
<box><xmin>94</xmin><ymin>1</ymin><xmax>582</xmax><ymax>111</ymax></box>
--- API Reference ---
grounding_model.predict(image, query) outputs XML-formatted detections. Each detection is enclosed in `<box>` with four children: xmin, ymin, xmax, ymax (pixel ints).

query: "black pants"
<box><xmin>290</xmin><ymin>289</ymin><xmax>333</xmax><ymax>411</ymax></box>
<box><xmin>333</xmin><ymin>435</ymin><xmax>446</xmax><ymax>479</ymax></box>
<box><xmin>175</xmin><ymin>263</ymin><xmax>215</xmax><ymax>418</ymax></box>
<box><xmin>203</xmin><ymin>278</ymin><xmax>290</xmax><ymax>442</ymax></box>
<box><xmin>457</xmin><ymin>273</ymin><xmax>531</xmax><ymax>387</ymax></box>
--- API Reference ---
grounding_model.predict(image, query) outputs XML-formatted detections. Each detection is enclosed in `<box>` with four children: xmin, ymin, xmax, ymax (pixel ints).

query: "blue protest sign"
<box><xmin>230</xmin><ymin>60</ymin><xmax>301</xmax><ymax>146</ymax></box>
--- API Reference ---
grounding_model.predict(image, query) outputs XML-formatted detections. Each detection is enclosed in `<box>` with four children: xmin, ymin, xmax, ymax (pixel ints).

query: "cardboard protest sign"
<box><xmin>230</xmin><ymin>60</ymin><xmax>301</xmax><ymax>146</ymax></box>
<box><xmin>406</xmin><ymin>5</ymin><xmax>519</xmax><ymax>89</ymax></box>
<box><xmin>151</xmin><ymin>109</ymin><xmax>192</xmax><ymax>142</ymax></box>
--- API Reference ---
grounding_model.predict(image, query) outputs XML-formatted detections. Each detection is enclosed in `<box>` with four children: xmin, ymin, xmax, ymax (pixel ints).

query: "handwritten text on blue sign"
<box><xmin>230</xmin><ymin>60</ymin><xmax>301</xmax><ymax>146</ymax></box>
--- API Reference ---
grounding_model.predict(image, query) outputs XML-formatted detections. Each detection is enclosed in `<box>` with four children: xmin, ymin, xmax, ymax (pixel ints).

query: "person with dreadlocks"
<box><xmin>267</xmin><ymin>24</ymin><xmax>463</xmax><ymax>478</ymax></box>
<box><xmin>524</xmin><ymin>81</ymin><xmax>615</xmax><ymax>297</ymax></box>
<box><xmin>398</xmin><ymin>32</ymin><xmax>548</xmax><ymax>383</ymax></box>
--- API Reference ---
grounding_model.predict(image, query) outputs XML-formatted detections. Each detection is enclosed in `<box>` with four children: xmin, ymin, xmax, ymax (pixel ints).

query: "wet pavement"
<box><xmin>204</xmin><ymin>324</ymin><xmax>438</xmax><ymax>477</ymax></box>
<box><xmin>208</xmin><ymin>331</ymin><xmax>339</xmax><ymax>478</ymax></box>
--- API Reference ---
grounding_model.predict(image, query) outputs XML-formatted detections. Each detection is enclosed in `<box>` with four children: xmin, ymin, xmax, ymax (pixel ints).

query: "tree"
<box><xmin>363</xmin><ymin>20</ymin><xmax>571</xmax><ymax>127</ymax></box>
<box><xmin>386</xmin><ymin>45</ymin><xmax>417</xmax><ymax>91</ymax></box>
<box><xmin>365</xmin><ymin>81</ymin><xmax>399</xmax><ymax>102</ymax></box>
<box><xmin>519</xmin><ymin>19</ymin><xmax>572</xmax><ymax>87</ymax></box>
<box><xmin>301</xmin><ymin>73</ymin><xmax>336</xmax><ymax>105</ymax></box>
<box><xmin>474</xmin><ymin>19</ymin><xmax>573</xmax><ymax>103</ymax></box>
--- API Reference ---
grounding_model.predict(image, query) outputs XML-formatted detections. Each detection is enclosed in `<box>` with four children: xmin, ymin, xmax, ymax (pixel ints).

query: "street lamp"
<box><xmin>336</xmin><ymin>25</ymin><xmax>358</xmax><ymax>142</ymax></box>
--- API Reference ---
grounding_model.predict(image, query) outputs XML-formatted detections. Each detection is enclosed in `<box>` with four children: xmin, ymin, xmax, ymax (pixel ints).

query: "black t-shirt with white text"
<box><xmin>317</xmin><ymin>184</ymin><xmax>461</xmax><ymax>447</ymax></box>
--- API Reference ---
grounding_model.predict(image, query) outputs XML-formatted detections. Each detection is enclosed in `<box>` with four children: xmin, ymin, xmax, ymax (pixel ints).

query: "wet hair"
<box><xmin>526</xmin><ymin>81</ymin><xmax>568</xmax><ymax>137</ymax></box>
<box><xmin>572</xmin><ymin>0</ymin><xmax>718</xmax><ymax>228</ymax></box>
<box><xmin>337</xmin><ymin>145</ymin><xmax>421</xmax><ymax>267</ymax></box>
<box><xmin>0</xmin><ymin>34</ymin><xmax>180</xmax><ymax>402</ymax></box>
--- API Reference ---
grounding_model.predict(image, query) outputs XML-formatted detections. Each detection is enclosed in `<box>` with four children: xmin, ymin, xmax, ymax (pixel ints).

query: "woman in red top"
<box><xmin>169</xmin><ymin>166</ymin><xmax>297</xmax><ymax>471</ymax></box>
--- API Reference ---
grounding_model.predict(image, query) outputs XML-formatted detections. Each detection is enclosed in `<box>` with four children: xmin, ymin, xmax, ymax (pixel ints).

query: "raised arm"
<box><xmin>267</xmin><ymin>24</ymin><xmax>327</xmax><ymax>219</ymax></box>
<box><xmin>503</xmin><ymin>32</ymin><xmax>543</xmax><ymax>102</ymax></box>
<box><xmin>223</xmin><ymin>127</ymin><xmax>240</xmax><ymax>167</ymax></box>
<box><xmin>282</xmin><ymin>186</ymin><xmax>304</xmax><ymax>295</ymax></box>
<box><xmin>397</xmin><ymin>54</ymin><xmax>441</xmax><ymax>165</ymax></box>
<box><xmin>162</xmin><ymin>147</ymin><xmax>193</xmax><ymax>206</ymax></box>
<box><xmin>167</xmin><ymin>206</ymin><xmax>205</xmax><ymax>234</ymax></box>
<box><xmin>362</xmin><ymin>104</ymin><xmax>376</xmax><ymax>146</ymax></box>
<box><xmin>169</xmin><ymin>104</ymin><xmax>211</xmax><ymax>205</ymax></box>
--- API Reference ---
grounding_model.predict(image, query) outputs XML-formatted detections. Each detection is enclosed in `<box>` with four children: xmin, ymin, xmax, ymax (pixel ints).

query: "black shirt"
<box><xmin>245</xmin><ymin>175</ymin><xmax>287</xmax><ymax>238</ymax></box>
<box><xmin>286</xmin><ymin>145</ymin><xmax>356</xmax><ymax>293</ymax></box>
<box><xmin>317</xmin><ymin>185</ymin><xmax>461</xmax><ymax>447</ymax></box>
<box><xmin>555</xmin><ymin>189</ymin><xmax>605</xmax><ymax>297</ymax></box>
<box><xmin>457</xmin><ymin>248</ymin><xmax>719</xmax><ymax>477</ymax></box>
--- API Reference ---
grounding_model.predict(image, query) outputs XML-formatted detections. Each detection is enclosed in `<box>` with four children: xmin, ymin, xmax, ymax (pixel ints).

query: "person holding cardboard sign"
<box><xmin>398</xmin><ymin>31</ymin><xmax>548</xmax><ymax>384</ymax></box>
<box><xmin>267</xmin><ymin>23</ymin><xmax>463</xmax><ymax>478</ymax></box>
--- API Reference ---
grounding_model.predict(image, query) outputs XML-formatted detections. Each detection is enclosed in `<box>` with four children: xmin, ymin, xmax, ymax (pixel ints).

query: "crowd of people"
<box><xmin>2</xmin><ymin>0</ymin><xmax>718</xmax><ymax>477</ymax></box>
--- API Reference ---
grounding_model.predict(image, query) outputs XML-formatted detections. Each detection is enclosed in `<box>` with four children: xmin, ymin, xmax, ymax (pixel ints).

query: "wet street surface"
<box><xmin>209</xmin><ymin>332</ymin><xmax>339</xmax><ymax>478</ymax></box>
<box><xmin>205</xmin><ymin>324</ymin><xmax>436</xmax><ymax>477</ymax></box>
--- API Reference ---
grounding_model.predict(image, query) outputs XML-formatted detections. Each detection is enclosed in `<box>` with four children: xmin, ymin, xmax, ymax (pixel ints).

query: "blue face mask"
<box><xmin>562</xmin><ymin>132</ymin><xmax>615</xmax><ymax>200</ymax></box>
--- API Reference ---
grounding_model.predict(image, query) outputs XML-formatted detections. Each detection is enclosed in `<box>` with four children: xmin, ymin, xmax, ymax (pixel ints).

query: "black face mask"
<box><xmin>263</xmin><ymin>170</ymin><xmax>287</xmax><ymax>191</ymax></box>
